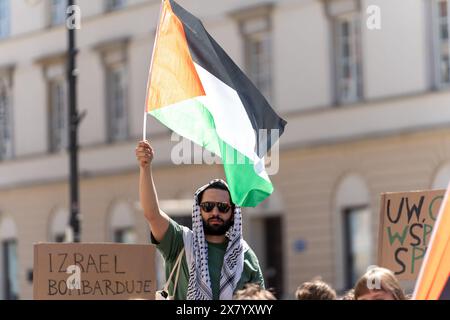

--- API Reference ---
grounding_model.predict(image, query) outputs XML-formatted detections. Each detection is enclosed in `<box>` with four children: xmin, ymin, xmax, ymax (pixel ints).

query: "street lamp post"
<box><xmin>67</xmin><ymin>0</ymin><xmax>81</xmax><ymax>243</ymax></box>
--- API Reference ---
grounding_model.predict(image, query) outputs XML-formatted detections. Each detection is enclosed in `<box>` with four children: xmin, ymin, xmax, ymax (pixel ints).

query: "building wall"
<box><xmin>3</xmin><ymin>122</ymin><xmax>450</xmax><ymax>299</ymax></box>
<box><xmin>278</xmin><ymin>127</ymin><xmax>450</xmax><ymax>295</ymax></box>
<box><xmin>361</xmin><ymin>0</ymin><xmax>430</xmax><ymax>99</ymax></box>
<box><xmin>0</xmin><ymin>162</ymin><xmax>223</xmax><ymax>299</ymax></box>
<box><xmin>1</xmin><ymin>0</ymin><xmax>450</xmax><ymax>299</ymax></box>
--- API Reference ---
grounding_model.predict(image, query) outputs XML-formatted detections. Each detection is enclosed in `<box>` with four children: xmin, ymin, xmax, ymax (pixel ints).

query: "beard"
<box><xmin>203</xmin><ymin>217</ymin><xmax>234</xmax><ymax>236</ymax></box>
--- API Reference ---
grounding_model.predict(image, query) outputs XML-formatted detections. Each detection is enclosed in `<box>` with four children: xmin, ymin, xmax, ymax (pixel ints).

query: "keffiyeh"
<box><xmin>181</xmin><ymin>179</ymin><xmax>248</xmax><ymax>300</ymax></box>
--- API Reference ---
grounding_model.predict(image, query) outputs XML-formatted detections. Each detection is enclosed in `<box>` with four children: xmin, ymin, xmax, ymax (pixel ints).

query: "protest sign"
<box><xmin>378</xmin><ymin>189</ymin><xmax>444</xmax><ymax>280</ymax></box>
<box><xmin>33</xmin><ymin>243</ymin><xmax>156</xmax><ymax>300</ymax></box>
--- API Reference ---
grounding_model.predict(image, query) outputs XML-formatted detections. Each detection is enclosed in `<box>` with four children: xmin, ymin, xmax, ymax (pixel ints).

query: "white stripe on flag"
<box><xmin>193</xmin><ymin>63</ymin><xmax>257</xmax><ymax>163</ymax></box>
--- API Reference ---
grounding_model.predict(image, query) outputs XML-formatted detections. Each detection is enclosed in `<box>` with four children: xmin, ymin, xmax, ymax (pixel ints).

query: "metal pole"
<box><xmin>67</xmin><ymin>0</ymin><xmax>80</xmax><ymax>242</ymax></box>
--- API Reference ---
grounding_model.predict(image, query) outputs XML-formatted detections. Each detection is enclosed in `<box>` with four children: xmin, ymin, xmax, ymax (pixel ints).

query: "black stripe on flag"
<box><xmin>169</xmin><ymin>0</ymin><xmax>287</xmax><ymax>158</ymax></box>
<box><xmin>440</xmin><ymin>276</ymin><xmax>450</xmax><ymax>300</ymax></box>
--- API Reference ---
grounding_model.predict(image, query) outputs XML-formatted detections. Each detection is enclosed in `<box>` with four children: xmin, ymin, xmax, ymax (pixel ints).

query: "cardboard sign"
<box><xmin>33</xmin><ymin>243</ymin><xmax>156</xmax><ymax>300</ymax></box>
<box><xmin>378</xmin><ymin>189</ymin><xmax>444</xmax><ymax>280</ymax></box>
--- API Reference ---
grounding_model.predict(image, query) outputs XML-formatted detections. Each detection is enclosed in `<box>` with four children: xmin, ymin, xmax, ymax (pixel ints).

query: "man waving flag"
<box><xmin>144</xmin><ymin>0</ymin><xmax>287</xmax><ymax>207</ymax></box>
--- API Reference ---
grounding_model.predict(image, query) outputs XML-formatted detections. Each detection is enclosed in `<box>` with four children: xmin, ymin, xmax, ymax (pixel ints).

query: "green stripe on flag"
<box><xmin>150</xmin><ymin>99</ymin><xmax>273</xmax><ymax>207</ymax></box>
<box><xmin>220</xmin><ymin>143</ymin><xmax>273</xmax><ymax>207</ymax></box>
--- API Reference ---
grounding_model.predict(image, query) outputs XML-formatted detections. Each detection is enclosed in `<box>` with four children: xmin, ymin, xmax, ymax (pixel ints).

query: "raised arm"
<box><xmin>135</xmin><ymin>140</ymin><xmax>170</xmax><ymax>242</ymax></box>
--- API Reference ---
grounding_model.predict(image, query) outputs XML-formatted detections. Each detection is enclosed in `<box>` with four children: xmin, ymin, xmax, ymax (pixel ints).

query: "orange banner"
<box><xmin>413</xmin><ymin>183</ymin><xmax>450</xmax><ymax>300</ymax></box>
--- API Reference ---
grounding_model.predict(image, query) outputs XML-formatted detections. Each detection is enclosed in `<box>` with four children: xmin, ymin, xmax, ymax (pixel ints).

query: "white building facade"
<box><xmin>0</xmin><ymin>0</ymin><xmax>449</xmax><ymax>299</ymax></box>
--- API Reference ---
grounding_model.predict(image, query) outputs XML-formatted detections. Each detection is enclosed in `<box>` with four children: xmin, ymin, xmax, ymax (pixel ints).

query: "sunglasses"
<box><xmin>199</xmin><ymin>201</ymin><xmax>232</xmax><ymax>213</ymax></box>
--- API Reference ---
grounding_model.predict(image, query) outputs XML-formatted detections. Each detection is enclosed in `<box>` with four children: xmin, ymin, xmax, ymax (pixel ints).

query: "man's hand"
<box><xmin>136</xmin><ymin>140</ymin><xmax>154</xmax><ymax>169</ymax></box>
<box><xmin>136</xmin><ymin>139</ymin><xmax>169</xmax><ymax>242</ymax></box>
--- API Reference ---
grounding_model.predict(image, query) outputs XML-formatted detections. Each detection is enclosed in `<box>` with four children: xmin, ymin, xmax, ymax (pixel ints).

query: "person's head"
<box><xmin>354</xmin><ymin>267</ymin><xmax>406</xmax><ymax>300</ymax></box>
<box><xmin>340</xmin><ymin>289</ymin><xmax>355</xmax><ymax>300</ymax></box>
<box><xmin>233</xmin><ymin>284</ymin><xmax>276</xmax><ymax>300</ymax></box>
<box><xmin>197</xmin><ymin>180</ymin><xmax>235</xmax><ymax>236</ymax></box>
<box><xmin>295</xmin><ymin>279</ymin><xmax>337</xmax><ymax>300</ymax></box>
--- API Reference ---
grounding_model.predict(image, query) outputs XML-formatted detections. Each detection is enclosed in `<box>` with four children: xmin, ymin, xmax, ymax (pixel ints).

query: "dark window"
<box><xmin>264</xmin><ymin>216</ymin><xmax>283</xmax><ymax>298</ymax></box>
<box><xmin>114</xmin><ymin>227</ymin><xmax>135</xmax><ymax>243</ymax></box>
<box><xmin>343</xmin><ymin>206</ymin><xmax>371</xmax><ymax>289</ymax></box>
<box><xmin>2</xmin><ymin>239</ymin><xmax>18</xmax><ymax>300</ymax></box>
<box><xmin>54</xmin><ymin>233</ymin><xmax>65</xmax><ymax>243</ymax></box>
<box><xmin>172</xmin><ymin>216</ymin><xmax>192</xmax><ymax>229</ymax></box>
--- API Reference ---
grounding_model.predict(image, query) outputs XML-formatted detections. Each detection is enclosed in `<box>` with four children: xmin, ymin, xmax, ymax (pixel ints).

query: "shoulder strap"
<box><xmin>172</xmin><ymin>248</ymin><xmax>184</xmax><ymax>297</ymax></box>
<box><xmin>163</xmin><ymin>248</ymin><xmax>185</xmax><ymax>294</ymax></box>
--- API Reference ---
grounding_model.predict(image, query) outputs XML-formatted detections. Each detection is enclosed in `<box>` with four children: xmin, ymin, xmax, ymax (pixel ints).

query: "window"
<box><xmin>334</xmin><ymin>13</ymin><xmax>363</xmax><ymax>104</ymax></box>
<box><xmin>242</xmin><ymin>16</ymin><xmax>272</xmax><ymax>102</ymax></box>
<box><xmin>343</xmin><ymin>206</ymin><xmax>371</xmax><ymax>289</ymax></box>
<box><xmin>0</xmin><ymin>72</ymin><xmax>13</xmax><ymax>161</ymax></box>
<box><xmin>41</xmin><ymin>59</ymin><xmax>67</xmax><ymax>154</ymax></box>
<box><xmin>48</xmin><ymin>77</ymin><xmax>67</xmax><ymax>153</ymax></box>
<box><xmin>0</xmin><ymin>0</ymin><xmax>10</xmax><ymax>39</ymax></box>
<box><xmin>334</xmin><ymin>174</ymin><xmax>371</xmax><ymax>291</ymax></box>
<box><xmin>263</xmin><ymin>216</ymin><xmax>283</xmax><ymax>299</ymax></box>
<box><xmin>114</xmin><ymin>227</ymin><xmax>136</xmax><ymax>244</ymax></box>
<box><xmin>106</xmin><ymin>0</ymin><xmax>126</xmax><ymax>12</ymax></box>
<box><xmin>109</xmin><ymin>202</ymin><xmax>135</xmax><ymax>243</ymax></box>
<box><xmin>106</xmin><ymin>61</ymin><xmax>128</xmax><ymax>143</ymax></box>
<box><xmin>172</xmin><ymin>216</ymin><xmax>192</xmax><ymax>229</ymax></box>
<box><xmin>0</xmin><ymin>217</ymin><xmax>18</xmax><ymax>300</ymax></box>
<box><xmin>2</xmin><ymin>240</ymin><xmax>18</xmax><ymax>300</ymax></box>
<box><xmin>97</xmin><ymin>40</ymin><xmax>129</xmax><ymax>143</ymax></box>
<box><xmin>49</xmin><ymin>208</ymin><xmax>69</xmax><ymax>243</ymax></box>
<box><xmin>50</xmin><ymin>0</ymin><xmax>67</xmax><ymax>27</ymax></box>
<box><xmin>434</xmin><ymin>0</ymin><xmax>450</xmax><ymax>87</ymax></box>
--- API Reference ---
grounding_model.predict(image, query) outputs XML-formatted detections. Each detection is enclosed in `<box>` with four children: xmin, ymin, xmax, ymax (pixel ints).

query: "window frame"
<box><xmin>333</xmin><ymin>12</ymin><xmax>363</xmax><ymax>105</ymax></box>
<box><xmin>49</xmin><ymin>0</ymin><xmax>68</xmax><ymax>27</ymax></box>
<box><xmin>105</xmin><ymin>59</ymin><xmax>129</xmax><ymax>143</ymax></box>
<box><xmin>242</xmin><ymin>16</ymin><xmax>273</xmax><ymax>103</ymax></box>
<box><xmin>0</xmin><ymin>70</ymin><xmax>13</xmax><ymax>161</ymax></box>
<box><xmin>433</xmin><ymin>0</ymin><xmax>450</xmax><ymax>89</ymax></box>
<box><xmin>47</xmin><ymin>69</ymin><xmax>68</xmax><ymax>154</ymax></box>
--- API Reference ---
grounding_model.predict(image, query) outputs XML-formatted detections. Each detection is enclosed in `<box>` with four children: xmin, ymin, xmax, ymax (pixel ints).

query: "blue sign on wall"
<box><xmin>294</xmin><ymin>239</ymin><xmax>307</xmax><ymax>253</ymax></box>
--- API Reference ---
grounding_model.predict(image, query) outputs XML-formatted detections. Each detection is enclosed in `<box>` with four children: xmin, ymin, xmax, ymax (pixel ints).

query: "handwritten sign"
<box><xmin>378</xmin><ymin>190</ymin><xmax>444</xmax><ymax>280</ymax></box>
<box><xmin>33</xmin><ymin>243</ymin><xmax>156</xmax><ymax>300</ymax></box>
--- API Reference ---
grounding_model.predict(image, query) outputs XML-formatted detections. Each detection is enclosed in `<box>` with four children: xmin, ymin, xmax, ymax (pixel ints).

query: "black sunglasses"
<box><xmin>199</xmin><ymin>201</ymin><xmax>232</xmax><ymax>213</ymax></box>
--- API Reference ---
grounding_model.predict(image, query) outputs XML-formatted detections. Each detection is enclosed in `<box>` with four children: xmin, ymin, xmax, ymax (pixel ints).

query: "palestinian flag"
<box><xmin>145</xmin><ymin>0</ymin><xmax>287</xmax><ymax>207</ymax></box>
<box><xmin>413</xmin><ymin>182</ymin><xmax>450</xmax><ymax>300</ymax></box>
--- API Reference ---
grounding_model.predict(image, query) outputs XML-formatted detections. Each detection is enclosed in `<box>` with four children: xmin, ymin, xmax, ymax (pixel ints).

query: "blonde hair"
<box><xmin>233</xmin><ymin>284</ymin><xmax>276</xmax><ymax>300</ymax></box>
<box><xmin>354</xmin><ymin>267</ymin><xmax>406</xmax><ymax>300</ymax></box>
<box><xmin>340</xmin><ymin>289</ymin><xmax>355</xmax><ymax>300</ymax></box>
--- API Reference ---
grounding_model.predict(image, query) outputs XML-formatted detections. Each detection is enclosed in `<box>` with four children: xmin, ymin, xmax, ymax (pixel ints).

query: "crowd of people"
<box><xmin>234</xmin><ymin>266</ymin><xmax>410</xmax><ymax>300</ymax></box>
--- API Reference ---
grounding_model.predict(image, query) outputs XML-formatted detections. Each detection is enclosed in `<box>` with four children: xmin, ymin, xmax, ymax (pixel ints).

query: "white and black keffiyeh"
<box><xmin>181</xmin><ymin>179</ymin><xmax>248</xmax><ymax>300</ymax></box>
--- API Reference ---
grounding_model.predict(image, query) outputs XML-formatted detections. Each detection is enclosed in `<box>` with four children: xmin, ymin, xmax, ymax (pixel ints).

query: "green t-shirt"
<box><xmin>151</xmin><ymin>219</ymin><xmax>265</xmax><ymax>300</ymax></box>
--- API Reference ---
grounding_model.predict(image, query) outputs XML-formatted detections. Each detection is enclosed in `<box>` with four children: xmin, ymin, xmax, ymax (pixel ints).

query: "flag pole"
<box><xmin>143</xmin><ymin>0</ymin><xmax>165</xmax><ymax>141</ymax></box>
<box><xmin>142</xmin><ymin>113</ymin><xmax>148</xmax><ymax>141</ymax></box>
